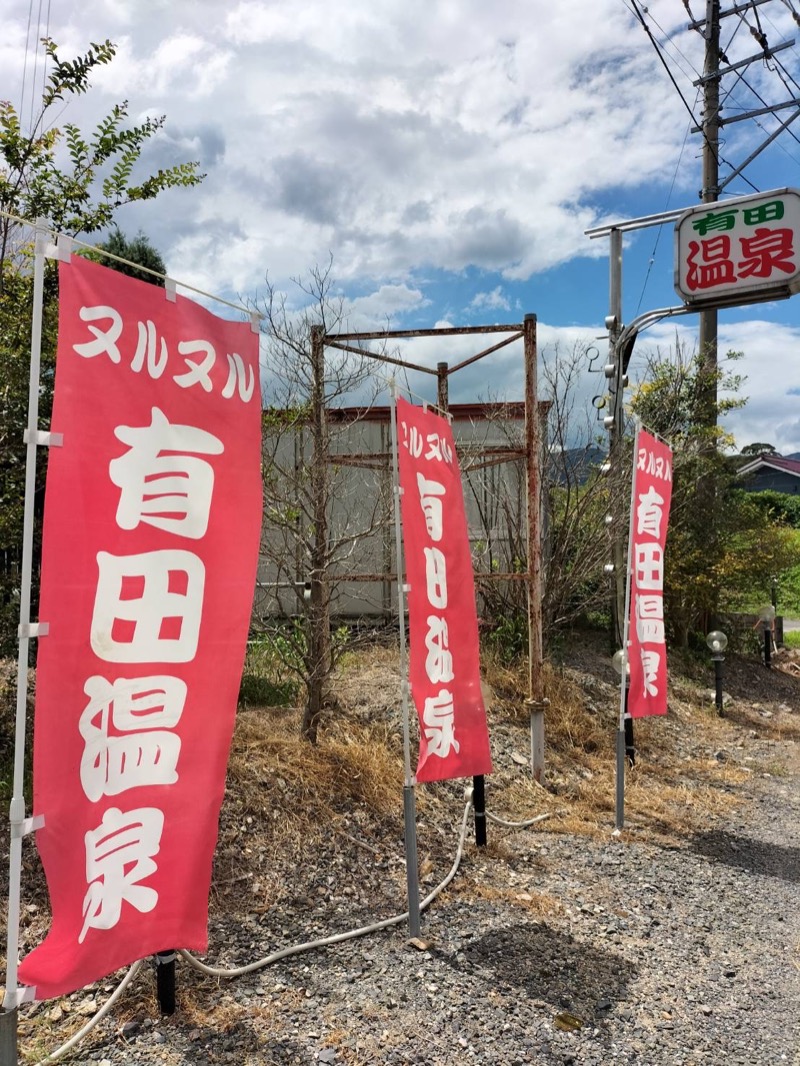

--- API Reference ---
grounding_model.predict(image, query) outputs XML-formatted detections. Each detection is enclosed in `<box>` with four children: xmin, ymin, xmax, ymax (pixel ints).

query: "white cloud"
<box><xmin>93</xmin><ymin>33</ymin><xmax>232</xmax><ymax>98</ymax></box>
<box><xmin>1</xmin><ymin>0</ymin><xmax>700</xmax><ymax>287</ymax></box>
<box><xmin>4</xmin><ymin>0</ymin><xmax>800</xmax><ymax>446</ymax></box>
<box><xmin>343</xmin><ymin>285</ymin><xmax>430</xmax><ymax>328</ymax></box>
<box><xmin>629</xmin><ymin>319</ymin><xmax>800</xmax><ymax>456</ymax></box>
<box><xmin>469</xmin><ymin>287</ymin><xmax>511</xmax><ymax>312</ymax></box>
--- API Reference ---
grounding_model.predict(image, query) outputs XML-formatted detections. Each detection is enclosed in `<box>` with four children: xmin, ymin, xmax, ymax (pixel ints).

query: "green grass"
<box><xmin>776</xmin><ymin>558</ymin><xmax>800</xmax><ymax>617</ymax></box>
<box><xmin>238</xmin><ymin>635</ymin><xmax>301</xmax><ymax>708</ymax></box>
<box><xmin>721</xmin><ymin>526</ymin><xmax>800</xmax><ymax>618</ymax></box>
<box><xmin>782</xmin><ymin>629</ymin><xmax>800</xmax><ymax>649</ymax></box>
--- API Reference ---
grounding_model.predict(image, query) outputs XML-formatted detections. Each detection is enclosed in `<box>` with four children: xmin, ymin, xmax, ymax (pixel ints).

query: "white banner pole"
<box><xmin>2</xmin><ymin>221</ymin><xmax>50</xmax><ymax>1054</ymax></box>
<box><xmin>389</xmin><ymin>380</ymin><xmax>421</xmax><ymax>938</ymax></box>
<box><xmin>615</xmin><ymin>422</ymin><xmax>640</xmax><ymax>832</ymax></box>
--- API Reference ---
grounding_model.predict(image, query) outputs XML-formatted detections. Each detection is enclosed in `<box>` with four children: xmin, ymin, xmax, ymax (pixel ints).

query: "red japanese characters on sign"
<box><xmin>627</xmin><ymin>429</ymin><xmax>673</xmax><ymax>719</ymax></box>
<box><xmin>18</xmin><ymin>256</ymin><xmax>263</xmax><ymax>1000</ymax></box>
<box><xmin>674</xmin><ymin>188</ymin><xmax>800</xmax><ymax>304</ymax></box>
<box><xmin>396</xmin><ymin>397</ymin><xmax>492</xmax><ymax>783</ymax></box>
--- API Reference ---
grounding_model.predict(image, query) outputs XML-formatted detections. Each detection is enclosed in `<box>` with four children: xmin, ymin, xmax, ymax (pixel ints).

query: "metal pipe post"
<box><xmin>764</xmin><ymin>626</ymin><xmax>772</xmax><ymax>668</ymax></box>
<box><xmin>402</xmin><ymin>785</ymin><xmax>421</xmax><ymax>938</ymax></box>
<box><xmin>436</xmin><ymin>362</ymin><xmax>449</xmax><ymax>411</ymax></box>
<box><xmin>523</xmin><ymin>314</ymin><xmax>546</xmax><ymax>782</ymax></box>
<box><xmin>615</xmin><ymin>725</ymin><xmax>625</xmax><ymax>832</ymax></box>
<box><xmin>608</xmin><ymin>227</ymin><xmax>625</xmax><ymax>649</ymax></box>
<box><xmin>155</xmin><ymin>951</ymin><xmax>176</xmax><ymax>1015</ymax></box>
<box><xmin>389</xmin><ymin>383</ymin><xmax>421</xmax><ymax>938</ymax></box>
<box><xmin>4</xmin><ymin>224</ymin><xmax>49</xmax><ymax>1063</ymax></box>
<box><xmin>699</xmin><ymin>0</ymin><xmax>721</xmax><ymax>385</ymax></box>
<box><xmin>0</xmin><ymin>1009</ymin><xmax>17</xmax><ymax>1066</ymax></box>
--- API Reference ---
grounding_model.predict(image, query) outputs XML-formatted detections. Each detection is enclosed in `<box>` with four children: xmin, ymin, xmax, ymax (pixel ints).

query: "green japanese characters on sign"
<box><xmin>690</xmin><ymin>200</ymin><xmax>785</xmax><ymax>236</ymax></box>
<box><xmin>675</xmin><ymin>189</ymin><xmax>800</xmax><ymax>305</ymax></box>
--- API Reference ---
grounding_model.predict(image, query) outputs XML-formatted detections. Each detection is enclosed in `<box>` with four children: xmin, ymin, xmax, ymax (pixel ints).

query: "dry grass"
<box><xmin>454</xmin><ymin>881</ymin><xmax>565</xmax><ymax>919</ymax></box>
<box><xmin>540</xmin><ymin>664</ymin><xmax>608</xmax><ymax>756</ymax></box>
<box><xmin>490</xmin><ymin>732</ymin><xmax>747</xmax><ymax>844</ymax></box>
<box><xmin>477</xmin><ymin>639</ymin><xmax>770</xmax><ymax>845</ymax></box>
<box><xmin>222</xmin><ymin>707</ymin><xmax>403</xmax><ymax>841</ymax></box>
<box><xmin>222</xmin><ymin>638</ymin><xmax>797</xmax><ymax>858</ymax></box>
<box><xmin>483</xmin><ymin>656</ymin><xmax>608</xmax><ymax>753</ymax></box>
<box><xmin>209</xmin><ymin>704</ymin><xmax>407</xmax><ymax>910</ymax></box>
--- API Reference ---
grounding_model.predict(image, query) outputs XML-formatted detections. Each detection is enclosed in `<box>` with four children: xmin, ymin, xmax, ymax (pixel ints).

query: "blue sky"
<box><xmin>4</xmin><ymin>0</ymin><xmax>800</xmax><ymax>450</ymax></box>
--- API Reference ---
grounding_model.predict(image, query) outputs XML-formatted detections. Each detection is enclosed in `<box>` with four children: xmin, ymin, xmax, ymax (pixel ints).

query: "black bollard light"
<box><xmin>155</xmin><ymin>950</ymin><xmax>176</xmax><ymax>1015</ymax></box>
<box><xmin>758</xmin><ymin>604</ymin><xmax>776</xmax><ymax>668</ymax></box>
<box><xmin>612</xmin><ymin>648</ymin><xmax>634</xmax><ymax>767</ymax></box>
<box><xmin>706</xmin><ymin>630</ymin><xmax>728</xmax><ymax>716</ymax></box>
<box><xmin>623</xmin><ymin>691</ymin><xmax>635</xmax><ymax>768</ymax></box>
<box><xmin>473</xmin><ymin>775</ymin><xmax>487</xmax><ymax>847</ymax></box>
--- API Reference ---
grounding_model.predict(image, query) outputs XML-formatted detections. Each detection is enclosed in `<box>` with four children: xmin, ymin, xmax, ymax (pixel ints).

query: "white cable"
<box><xmin>33</xmin><ymin>960</ymin><xmax>144</xmax><ymax>1065</ymax></box>
<box><xmin>486</xmin><ymin>810</ymin><xmax>562</xmax><ymax>829</ymax></box>
<box><xmin>28</xmin><ymin>797</ymin><xmax>474</xmax><ymax>1059</ymax></box>
<box><xmin>181</xmin><ymin>800</ymin><xmax>474</xmax><ymax>980</ymax></box>
<box><xmin>420</xmin><ymin>795</ymin><xmax>472</xmax><ymax>908</ymax></box>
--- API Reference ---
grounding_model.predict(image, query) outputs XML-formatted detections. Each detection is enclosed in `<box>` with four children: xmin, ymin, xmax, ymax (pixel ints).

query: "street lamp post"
<box><xmin>612</xmin><ymin>648</ymin><xmax>633</xmax><ymax>831</ymax></box>
<box><xmin>758</xmin><ymin>604</ymin><xmax>776</xmax><ymax>668</ymax></box>
<box><xmin>706</xmin><ymin>629</ymin><xmax>728</xmax><ymax>716</ymax></box>
<box><xmin>612</xmin><ymin>649</ymin><xmax>634</xmax><ymax>765</ymax></box>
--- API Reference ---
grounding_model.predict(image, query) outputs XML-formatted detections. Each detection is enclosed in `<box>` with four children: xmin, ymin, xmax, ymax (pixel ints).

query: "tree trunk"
<box><xmin>300</xmin><ymin>325</ymin><xmax>331</xmax><ymax>743</ymax></box>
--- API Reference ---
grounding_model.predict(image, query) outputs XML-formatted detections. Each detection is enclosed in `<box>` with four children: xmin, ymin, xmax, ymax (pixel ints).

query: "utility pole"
<box><xmin>607</xmin><ymin>229</ymin><xmax>625</xmax><ymax>650</ymax></box>
<box><xmin>690</xmin><ymin>0</ymin><xmax>800</xmax><ymax>410</ymax></box>
<box><xmin>699</xmin><ymin>0</ymin><xmax>720</xmax><ymax>397</ymax></box>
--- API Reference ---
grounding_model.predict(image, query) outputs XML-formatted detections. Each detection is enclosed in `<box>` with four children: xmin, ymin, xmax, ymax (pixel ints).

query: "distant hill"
<box><xmin>548</xmin><ymin>444</ymin><xmax>607</xmax><ymax>485</ymax></box>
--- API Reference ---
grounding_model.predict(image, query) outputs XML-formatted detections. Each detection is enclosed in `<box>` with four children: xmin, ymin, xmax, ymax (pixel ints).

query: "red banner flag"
<box><xmin>627</xmin><ymin>428</ymin><xmax>673</xmax><ymax>719</ymax></box>
<box><xmin>18</xmin><ymin>256</ymin><xmax>262</xmax><ymax>999</ymax></box>
<box><xmin>396</xmin><ymin>397</ymin><xmax>492</xmax><ymax>783</ymax></box>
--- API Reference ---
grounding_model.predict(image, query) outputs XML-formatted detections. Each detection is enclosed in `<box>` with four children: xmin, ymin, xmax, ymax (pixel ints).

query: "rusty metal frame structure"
<box><xmin>317</xmin><ymin>317</ymin><xmax>546</xmax><ymax>779</ymax></box>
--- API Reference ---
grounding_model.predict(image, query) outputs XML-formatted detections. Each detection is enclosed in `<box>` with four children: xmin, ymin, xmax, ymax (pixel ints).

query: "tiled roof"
<box><xmin>737</xmin><ymin>454</ymin><xmax>800</xmax><ymax>478</ymax></box>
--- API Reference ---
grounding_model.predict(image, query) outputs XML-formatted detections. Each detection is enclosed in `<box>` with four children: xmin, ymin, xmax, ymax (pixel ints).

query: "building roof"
<box><xmin>737</xmin><ymin>454</ymin><xmax>800</xmax><ymax>479</ymax></box>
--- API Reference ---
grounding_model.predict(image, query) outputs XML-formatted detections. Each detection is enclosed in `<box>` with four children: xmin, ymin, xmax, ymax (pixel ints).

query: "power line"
<box><xmin>628</xmin><ymin>0</ymin><xmax>762</xmax><ymax>193</ymax></box>
<box><xmin>41</xmin><ymin>0</ymin><xmax>52</xmax><ymax>106</ymax></box>
<box><xmin>19</xmin><ymin>0</ymin><xmax>35</xmax><ymax>131</ymax></box>
<box><xmin>627</xmin><ymin>0</ymin><xmax>704</xmax><ymax>124</ymax></box>
<box><xmin>724</xmin><ymin>4</ymin><xmax>800</xmax><ymax>171</ymax></box>
<box><xmin>635</xmin><ymin>117</ymin><xmax>696</xmax><ymax>317</ymax></box>
<box><xmin>624</xmin><ymin>0</ymin><xmax>705</xmax><ymax>82</ymax></box>
<box><xmin>28</xmin><ymin>0</ymin><xmax>44</xmax><ymax>134</ymax></box>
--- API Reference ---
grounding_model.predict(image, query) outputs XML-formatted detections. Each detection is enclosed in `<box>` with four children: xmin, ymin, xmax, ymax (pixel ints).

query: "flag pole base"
<box><xmin>402</xmin><ymin>784</ymin><xmax>421</xmax><ymax>939</ymax></box>
<box><xmin>615</xmin><ymin>728</ymin><xmax>625</xmax><ymax>831</ymax></box>
<box><xmin>0</xmin><ymin>1006</ymin><xmax>18</xmax><ymax>1066</ymax></box>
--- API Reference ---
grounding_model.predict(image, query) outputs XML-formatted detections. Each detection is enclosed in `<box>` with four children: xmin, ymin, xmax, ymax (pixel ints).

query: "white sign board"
<box><xmin>674</xmin><ymin>188</ymin><xmax>800</xmax><ymax>305</ymax></box>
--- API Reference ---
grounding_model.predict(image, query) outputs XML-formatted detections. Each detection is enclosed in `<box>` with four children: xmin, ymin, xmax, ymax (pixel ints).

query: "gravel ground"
<box><xmin>10</xmin><ymin>648</ymin><xmax>800</xmax><ymax>1066</ymax></box>
<box><xmin>18</xmin><ymin>746</ymin><xmax>800</xmax><ymax>1064</ymax></box>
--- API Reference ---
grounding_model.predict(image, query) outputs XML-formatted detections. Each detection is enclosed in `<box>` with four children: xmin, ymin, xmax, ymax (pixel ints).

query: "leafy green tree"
<box><xmin>742</xmin><ymin>489</ymin><xmax>800</xmax><ymax>528</ymax></box>
<box><xmin>740</xmin><ymin>441</ymin><xmax>778</xmax><ymax>456</ymax></box>
<box><xmin>629</xmin><ymin>344</ymin><xmax>800</xmax><ymax>645</ymax></box>
<box><xmin>90</xmin><ymin>228</ymin><xmax>166</xmax><ymax>285</ymax></box>
<box><xmin>1</xmin><ymin>39</ymin><xmax>203</xmax><ymax>272</ymax></box>
<box><xmin>0</xmin><ymin>39</ymin><xmax>203</xmax><ymax>654</ymax></box>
